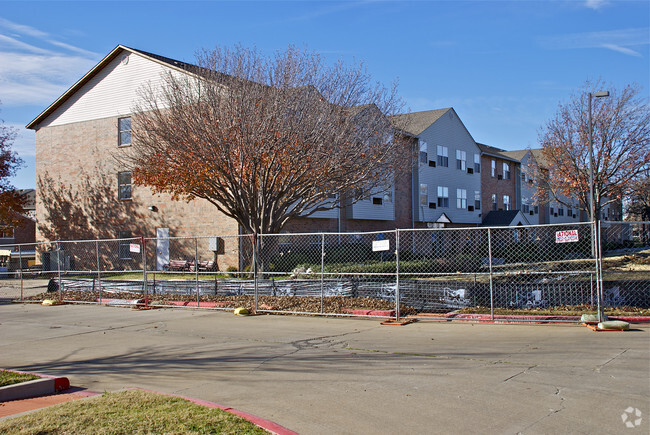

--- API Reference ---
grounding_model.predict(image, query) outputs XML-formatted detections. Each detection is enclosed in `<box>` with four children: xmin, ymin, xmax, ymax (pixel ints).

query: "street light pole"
<box><xmin>588</xmin><ymin>90</ymin><xmax>609</xmax><ymax>322</ymax></box>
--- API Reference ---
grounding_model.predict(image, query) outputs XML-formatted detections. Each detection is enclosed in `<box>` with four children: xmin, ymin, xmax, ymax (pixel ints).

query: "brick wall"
<box><xmin>35</xmin><ymin>116</ymin><xmax>241</xmax><ymax>270</ymax></box>
<box><xmin>480</xmin><ymin>155</ymin><xmax>518</xmax><ymax>217</ymax></box>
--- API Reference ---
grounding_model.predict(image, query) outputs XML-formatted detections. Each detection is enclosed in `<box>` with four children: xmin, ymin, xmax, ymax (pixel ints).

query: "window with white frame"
<box><xmin>491</xmin><ymin>194</ymin><xmax>497</xmax><ymax>211</ymax></box>
<box><xmin>503</xmin><ymin>162</ymin><xmax>511</xmax><ymax>179</ymax></box>
<box><xmin>456</xmin><ymin>188</ymin><xmax>467</xmax><ymax>209</ymax></box>
<box><xmin>437</xmin><ymin>146</ymin><xmax>449</xmax><ymax>167</ymax></box>
<box><xmin>558</xmin><ymin>208</ymin><xmax>564</xmax><ymax>216</ymax></box>
<box><xmin>474</xmin><ymin>154</ymin><xmax>481</xmax><ymax>173</ymax></box>
<box><xmin>522</xmin><ymin>203</ymin><xmax>530</xmax><ymax>213</ymax></box>
<box><xmin>118</xmin><ymin>172</ymin><xmax>132</xmax><ymax>200</ymax></box>
<box><xmin>437</xmin><ymin>186</ymin><xmax>449</xmax><ymax>208</ymax></box>
<box><xmin>419</xmin><ymin>140</ymin><xmax>428</xmax><ymax>165</ymax></box>
<box><xmin>503</xmin><ymin>195</ymin><xmax>511</xmax><ymax>211</ymax></box>
<box><xmin>474</xmin><ymin>191</ymin><xmax>481</xmax><ymax>210</ymax></box>
<box><xmin>118</xmin><ymin>117</ymin><xmax>131</xmax><ymax>147</ymax></box>
<box><xmin>491</xmin><ymin>159</ymin><xmax>496</xmax><ymax>177</ymax></box>
<box><xmin>456</xmin><ymin>150</ymin><xmax>466</xmax><ymax>171</ymax></box>
<box><xmin>419</xmin><ymin>184</ymin><xmax>428</xmax><ymax>206</ymax></box>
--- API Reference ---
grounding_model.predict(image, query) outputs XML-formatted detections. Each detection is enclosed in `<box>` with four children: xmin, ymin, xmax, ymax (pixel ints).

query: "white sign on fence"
<box><xmin>129</xmin><ymin>243</ymin><xmax>141</xmax><ymax>253</ymax></box>
<box><xmin>372</xmin><ymin>239</ymin><xmax>390</xmax><ymax>252</ymax></box>
<box><xmin>555</xmin><ymin>229</ymin><xmax>579</xmax><ymax>243</ymax></box>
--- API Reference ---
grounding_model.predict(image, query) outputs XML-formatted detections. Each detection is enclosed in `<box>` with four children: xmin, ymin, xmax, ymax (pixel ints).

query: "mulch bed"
<box><xmin>23</xmin><ymin>290</ymin><xmax>418</xmax><ymax>316</ymax></box>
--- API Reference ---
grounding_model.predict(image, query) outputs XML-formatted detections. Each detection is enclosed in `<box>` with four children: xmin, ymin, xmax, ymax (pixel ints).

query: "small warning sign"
<box><xmin>372</xmin><ymin>239</ymin><xmax>390</xmax><ymax>252</ymax></box>
<box><xmin>555</xmin><ymin>229</ymin><xmax>579</xmax><ymax>243</ymax></box>
<box><xmin>129</xmin><ymin>243</ymin><xmax>141</xmax><ymax>253</ymax></box>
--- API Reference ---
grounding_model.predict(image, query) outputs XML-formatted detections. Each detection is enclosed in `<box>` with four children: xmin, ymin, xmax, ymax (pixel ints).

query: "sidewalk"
<box><xmin>0</xmin><ymin>388</ymin><xmax>96</xmax><ymax>419</ymax></box>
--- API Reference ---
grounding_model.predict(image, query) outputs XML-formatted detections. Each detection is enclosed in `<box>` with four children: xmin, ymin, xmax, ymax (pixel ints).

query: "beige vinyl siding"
<box><xmin>40</xmin><ymin>52</ymin><xmax>184</xmax><ymax>128</ymax></box>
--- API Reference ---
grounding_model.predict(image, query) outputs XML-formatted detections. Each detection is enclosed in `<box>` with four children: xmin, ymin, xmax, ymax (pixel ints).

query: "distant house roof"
<box><xmin>18</xmin><ymin>189</ymin><xmax>35</xmax><ymax>212</ymax></box>
<box><xmin>476</xmin><ymin>143</ymin><xmax>520</xmax><ymax>163</ymax></box>
<box><xmin>481</xmin><ymin>210</ymin><xmax>530</xmax><ymax>227</ymax></box>
<box><xmin>500</xmin><ymin>148</ymin><xmax>549</xmax><ymax>168</ymax></box>
<box><xmin>389</xmin><ymin>108</ymin><xmax>451</xmax><ymax>136</ymax></box>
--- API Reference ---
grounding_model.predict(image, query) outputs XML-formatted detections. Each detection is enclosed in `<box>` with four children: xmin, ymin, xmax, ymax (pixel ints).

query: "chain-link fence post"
<box><xmin>395</xmin><ymin>229</ymin><xmax>400</xmax><ymax>321</ymax></box>
<box><xmin>18</xmin><ymin>244</ymin><xmax>23</xmax><ymax>301</ymax></box>
<box><xmin>487</xmin><ymin>228</ymin><xmax>494</xmax><ymax>321</ymax></box>
<box><xmin>142</xmin><ymin>237</ymin><xmax>148</xmax><ymax>307</ymax></box>
<box><xmin>253</xmin><ymin>233</ymin><xmax>258</xmax><ymax>312</ymax></box>
<box><xmin>56</xmin><ymin>242</ymin><xmax>62</xmax><ymax>301</ymax></box>
<box><xmin>596</xmin><ymin>221</ymin><xmax>604</xmax><ymax>322</ymax></box>
<box><xmin>195</xmin><ymin>237</ymin><xmax>199</xmax><ymax>307</ymax></box>
<box><xmin>96</xmin><ymin>240</ymin><xmax>102</xmax><ymax>304</ymax></box>
<box><xmin>320</xmin><ymin>233</ymin><xmax>325</xmax><ymax>314</ymax></box>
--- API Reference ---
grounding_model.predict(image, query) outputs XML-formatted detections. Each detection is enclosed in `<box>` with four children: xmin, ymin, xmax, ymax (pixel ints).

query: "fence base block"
<box><xmin>381</xmin><ymin>319</ymin><xmax>416</xmax><ymax>326</ymax></box>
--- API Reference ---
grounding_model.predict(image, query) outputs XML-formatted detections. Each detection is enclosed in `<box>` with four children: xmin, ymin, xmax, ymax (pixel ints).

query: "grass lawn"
<box><xmin>0</xmin><ymin>370</ymin><xmax>40</xmax><ymax>387</ymax></box>
<box><xmin>0</xmin><ymin>389</ymin><xmax>268</xmax><ymax>434</ymax></box>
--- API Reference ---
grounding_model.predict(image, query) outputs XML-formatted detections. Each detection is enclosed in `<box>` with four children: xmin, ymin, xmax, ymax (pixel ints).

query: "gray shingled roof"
<box><xmin>481</xmin><ymin>210</ymin><xmax>529</xmax><ymax>227</ymax></box>
<box><xmin>477</xmin><ymin>143</ymin><xmax>520</xmax><ymax>163</ymax></box>
<box><xmin>389</xmin><ymin>108</ymin><xmax>451</xmax><ymax>136</ymax></box>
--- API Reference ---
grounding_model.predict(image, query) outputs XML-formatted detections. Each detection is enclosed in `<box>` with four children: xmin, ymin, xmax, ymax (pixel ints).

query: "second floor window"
<box><xmin>491</xmin><ymin>159</ymin><xmax>496</xmax><ymax>177</ymax></box>
<box><xmin>437</xmin><ymin>146</ymin><xmax>449</xmax><ymax>167</ymax></box>
<box><xmin>491</xmin><ymin>194</ymin><xmax>497</xmax><ymax>211</ymax></box>
<box><xmin>419</xmin><ymin>140</ymin><xmax>428</xmax><ymax>165</ymax></box>
<box><xmin>474</xmin><ymin>154</ymin><xmax>481</xmax><ymax>173</ymax></box>
<box><xmin>503</xmin><ymin>162</ymin><xmax>511</xmax><ymax>180</ymax></box>
<box><xmin>118</xmin><ymin>117</ymin><xmax>131</xmax><ymax>147</ymax></box>
<box><xmin>118</xmin><ymin>171</ymin><xmax>132</xmax><ymax>200</ymax></box>
<box><xmin>456</xmin><ymin>188</ymin><xmax>467</xmax><ymax>209</ymax></box>
<box><xmin>437</xmin><ymin>186</ymin><xmax>449</xmax><ymax>208</ymax></box>
<box><xmin>503</xmin><ymin>195</ymin><xmax>511</xmax><ymax>211</ymax></box>
<box><xmin>474</xmin><ymin>191</ymin><xmax>481</xmax><ymax>210</ymax></box>
<box><xmin>456</xmin><ymin>150</ymin><xmax>466</xmax><ymax>171</ymax></box>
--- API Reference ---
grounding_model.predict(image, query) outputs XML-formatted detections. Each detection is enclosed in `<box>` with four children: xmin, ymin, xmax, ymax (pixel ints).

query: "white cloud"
<box><xmin>539</xmin><ymin>27</ymin><xmax>649</xmax><ymax>57</ymax></box>
<box><xmin>0</xmin><ymin>18</ymin><xmax>100</xmax><ymax>107</ymax></box>
<box><xmin>584</xmin><ymin>0</ymin><xmax>609</xmax><ymax>10</ymax></box>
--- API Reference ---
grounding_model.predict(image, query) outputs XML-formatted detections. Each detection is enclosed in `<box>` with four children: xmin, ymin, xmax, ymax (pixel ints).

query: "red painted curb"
<box><xmin>134</xmin><ymin>388</ymin><xmax>298</xmax><ymax>434</ymax></box>
<box><xmin>164</xmin><ymin>301</ymin><xmax>230</xmax><ymax>308</ymax></box>
<box><xmin>424</xmin><ymin>313</ymin><xmax>650</xmax><ymax>324</ymax></box>
<box><xmin>3</xmin><ymin>370</ymin><xmax>70</xmax><ymax>394</ymax></box>
<box><xmin>343</xmin><ymin>309</ymin><xmax>395</xmax><ymax>317</ymax></box>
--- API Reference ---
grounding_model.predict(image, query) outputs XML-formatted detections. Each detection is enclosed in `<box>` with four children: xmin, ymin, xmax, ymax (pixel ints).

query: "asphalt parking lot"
<box><xmin>1</xmin><ymin>303</ymin><xmax>648</xmax><ymax>434</ymax></box>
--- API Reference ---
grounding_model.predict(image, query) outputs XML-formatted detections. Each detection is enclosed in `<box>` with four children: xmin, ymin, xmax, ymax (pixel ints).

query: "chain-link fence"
<box><xmin>1</xmin><ymin>222</ymin><xmax>648</xmax><ymax>322</ymax></box>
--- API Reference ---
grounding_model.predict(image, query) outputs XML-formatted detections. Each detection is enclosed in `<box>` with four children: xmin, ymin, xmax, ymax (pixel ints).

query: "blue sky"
<box><xmin>0</xmin><ymin>0</ymin><xmax>648</xmax><ymax>189</ymax></box>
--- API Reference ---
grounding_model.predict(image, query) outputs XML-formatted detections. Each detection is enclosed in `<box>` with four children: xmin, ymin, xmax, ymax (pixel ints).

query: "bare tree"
<box><xmin>124</xmin><ymin>45</ymin><xmax>409</xmax><ymax>236</ymax></box>
<box><xmin>536</xmin><ymin>80</ymin><xmax>650</xmax><ymax>222</ymax></box>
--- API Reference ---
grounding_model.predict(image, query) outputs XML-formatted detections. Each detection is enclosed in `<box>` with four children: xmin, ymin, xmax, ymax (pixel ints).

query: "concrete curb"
<box><xmin>0</xmin><ymin>371</ymin><xmax>69</xmax><ymax>402</ymax></box>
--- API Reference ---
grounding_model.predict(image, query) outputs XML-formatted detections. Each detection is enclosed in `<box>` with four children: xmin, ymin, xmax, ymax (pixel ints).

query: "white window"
<box><xmin>503</xmin><ymin>195</ymin><xmax>511</xmax><ymax>211</ymax></box>
<box><xmin>419</xmin><ymin>184</ymin><xmax>428</xmax><ymax>206</ymax></box>
<box><xmin>491</xmin><ymin>159</ymin><xmax>496</xmax><ymax>177</ymax></box>
<box><xmin>437</xmin><ymin>186</ymin><xmax>449</xmax><ymax>208</ymax></box>
<box><xmin>456</xmin><ymin>150</ymin><xmax>466</xmax><ymax>171</ymax></box>
<box><xmin>474</xmin><ymin>154</ymin><xmax>481</xmax><ymax>173</ymax></box>
<box><xmin>118</xmin><ymin>172</ymin><xmax>132</xmax><ymax>200</ymax></box>
<box><xmin>419</xmin><ymin>140</ymin><xmax>428</xmax><ymax>165</ymax></box>
<box><xmin>118</xmin><ymin>117</ymin><xmax>131</xmax><ymax>147</ymax></box>
<box><xmin>503</xmin><ymin>162</ymin><xmax>511</xmax><ymax>180</ymax></box>
<box><xmin>491</xmin><ymin>194</ymin><xmax>497</xmax><ymax>210</ymax></box>
<box><xmin>456</xmin><ymin>189</ymin><xmax>467</xmax><ymax>209</ymax></box>
<box><xmin>474</xmin><ymin>191</ymin><xmax>481</xmax><ymax>210</ymax></box>
<box><xmin>437</xmin><ymin>146</ymin><xmax>449</xmax><ymax>167</ymax></box>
